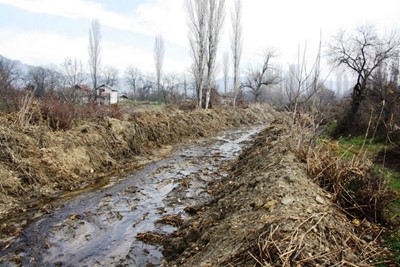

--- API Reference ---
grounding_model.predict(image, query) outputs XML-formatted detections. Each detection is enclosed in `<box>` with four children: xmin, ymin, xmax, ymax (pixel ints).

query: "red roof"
<box><xmin>75</xmin><ymin>84</ymin><xmax>92</xmax><ymax>92</ymax></box>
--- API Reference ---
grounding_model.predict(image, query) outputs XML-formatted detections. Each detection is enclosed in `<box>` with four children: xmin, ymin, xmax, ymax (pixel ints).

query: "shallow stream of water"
<box><xmin>0</xmin><ymin>126</ymin><xmax>263</xmax><ymax>266</ymax></box>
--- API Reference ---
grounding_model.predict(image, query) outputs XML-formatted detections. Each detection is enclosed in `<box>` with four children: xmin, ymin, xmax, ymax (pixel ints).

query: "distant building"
<box><xmin>74</xmin><ymin>84</ymin><xmax>92</xmax><ymax>104</ymax></box>
<box><xmin>96</xmin><ymin>84</ymin><xmax>118</xmax><ymax>105</ymax></box>
<box><xmin>118</xmin><ymin>94</ymin><xmax>129</xmax><ymax>102</ymax></box>
<box><xmin>220</xmin><ymin>94</ymin><xmax>234</xmax><ymax>105</ymax></box>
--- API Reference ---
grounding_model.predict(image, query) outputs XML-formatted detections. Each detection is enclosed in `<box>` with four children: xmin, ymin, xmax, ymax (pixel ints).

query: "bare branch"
<box><xmin>242</xmin><ymin>50</ymin><xmax>281</xmax><ymax>103</ymax></box>
<box><xmin>328</xmin><ymin>24</ymin><xmax>400</xmax><ymax>117</ymax></box>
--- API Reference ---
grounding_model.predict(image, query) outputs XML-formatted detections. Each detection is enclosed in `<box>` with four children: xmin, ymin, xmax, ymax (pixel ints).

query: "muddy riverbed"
<box><xmin>0</xmin><ymin>125</ymin><xmax>264</xmax><ymax>266</ymax></box>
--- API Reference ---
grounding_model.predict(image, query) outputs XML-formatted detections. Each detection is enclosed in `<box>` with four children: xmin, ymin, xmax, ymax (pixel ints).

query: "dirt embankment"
<box><xmin>163</xmin><ymin>118</ymin><xmax>387</xmax><ymax>266</ymax></box>
<box><xmin>0</xmin><ymin>105</ymin><xmax>275</xmax><ymax>219</ymax></box>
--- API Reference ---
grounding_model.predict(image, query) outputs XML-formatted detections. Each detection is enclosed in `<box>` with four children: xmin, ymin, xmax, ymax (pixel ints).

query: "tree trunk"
<box><xmin>197</xmin><ymin>86</ymin><xmax>203</xmax><ymax>108</ymax></box>
<box><xmin>334</xmin><ymin>82</ymin><xmax>366</xmax><ymax>137</ymax></box>
<box><xmin>205</xmin><ymin>88</ymin><xmax>211</xmax><ymax>109</ymax></box>
<box><xmin>254</xmin><ymin>91</ymin><xmax>260</xmax><ymax>103</ymax></box>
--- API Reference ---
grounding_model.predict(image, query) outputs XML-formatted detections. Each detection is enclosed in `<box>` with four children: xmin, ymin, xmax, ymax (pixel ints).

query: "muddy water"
<box><xmin>0</xmin><ymin>126</ymin><xmax>263</xmax><ymax>267</ymax></box>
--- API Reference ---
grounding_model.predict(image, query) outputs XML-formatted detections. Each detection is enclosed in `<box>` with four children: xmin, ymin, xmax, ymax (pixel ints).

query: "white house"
<box><xmin>96</xmin><ymin>84</ymin><xmax>118</xmax><ymax>105</ymax></box>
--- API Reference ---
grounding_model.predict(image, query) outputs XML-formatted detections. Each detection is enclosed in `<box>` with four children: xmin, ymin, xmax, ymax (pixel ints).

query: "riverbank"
<box><xmin>0</xmin><ymin>104</ymin><xmax>277</xmax><ymax>243</ymax></box>
<box><xmin>163</xmin><ymin>116</ymin><xmax>392</xmax><ymax>266</ymax></box>
<box><xmin>0</xmin><ymin>125</ymin><xmax>264</xmax><ymax>266</ymax></box>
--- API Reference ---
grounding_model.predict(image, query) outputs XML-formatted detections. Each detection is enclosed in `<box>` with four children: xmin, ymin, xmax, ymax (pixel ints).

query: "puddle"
<box><xmin>0</xmin><ymin>125</ymin><xmax>264</xmax><ymax>266</ymax></box>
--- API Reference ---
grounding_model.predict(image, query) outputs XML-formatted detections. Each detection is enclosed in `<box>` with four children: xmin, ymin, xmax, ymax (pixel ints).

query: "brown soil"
<box><xmin>162</xmin><ymin>118</ymin><xmax>388</xmax><ymax>266</ymax></box>
<box><xmin>0</xmin><ymin>105</ymin><xmax>273</xmax><ymax>222</ymax></box>
<box><xmin>0</xmin><ymin>104</ymin><xmax>393</xmax><ymax>266</ymax></box>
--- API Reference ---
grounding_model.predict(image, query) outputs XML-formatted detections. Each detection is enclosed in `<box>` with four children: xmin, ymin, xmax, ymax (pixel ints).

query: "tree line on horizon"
<box><xmin>0</xmin><ymin>0</ymin><xmax>400</xmax><ymax>137</ymax></box>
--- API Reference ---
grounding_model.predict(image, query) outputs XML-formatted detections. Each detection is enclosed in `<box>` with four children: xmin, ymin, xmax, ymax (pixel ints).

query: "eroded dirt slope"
<box><xmin>0</xmin><ymin>125</ymin><xmax>265</xmax><ymax>266</ymax></box>
<box><xmin>0</xmin><ymin>105</ymin><xmax>274</xmax><ymax>219</ymax></box>
<box><xmin>0</xmin><ymin>105</ymin><xmax>279</xmax><ymax>264</ymax></box>
<box><xmin>163</xmin><ymin>118</ymin><xmax>385</xmax><ymax>266</ymax></box>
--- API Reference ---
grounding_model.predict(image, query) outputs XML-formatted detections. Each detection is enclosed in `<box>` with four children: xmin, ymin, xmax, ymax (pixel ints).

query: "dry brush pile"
<box><xmin>163</xmin><ymin>116</ymin><xmax>391</xmax><ymax>266</ymax></box>
<box><xmin>0</xmin><ymin>104</ymin><xmax>274</xmax><ymax>219</ymax></box>
<box><xmin>289</xmin><ymin>114</ymin><xmax>397</xmax><ymax>224</ymax></box>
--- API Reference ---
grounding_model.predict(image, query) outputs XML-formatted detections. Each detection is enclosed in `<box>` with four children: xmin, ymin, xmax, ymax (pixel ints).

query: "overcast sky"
<box><xmin>0</xmin><ymin>0</ymin><xmax>399</xmax><ymax>78</ymax></box>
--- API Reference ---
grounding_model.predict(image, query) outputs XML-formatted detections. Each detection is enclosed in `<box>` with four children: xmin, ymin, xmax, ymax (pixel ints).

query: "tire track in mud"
<box><xmin>0</xmin><ymin>125</ymin><xmax>264</xmax><ymax>267</ymax></box>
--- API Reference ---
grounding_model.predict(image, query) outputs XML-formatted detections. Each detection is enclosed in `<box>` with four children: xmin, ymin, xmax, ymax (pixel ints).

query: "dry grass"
<box><xmin>151</xmin><ymin>109</ymin><xmax>397</xmax><ymax>266</ymax></box>
<box><xmin>251</xmin><ymin>212</ymin><xmax>386</xmax><ymax>267</ymax></box>
<box><xmin>229</xmin><ymin>116</ymin><xmax>390</xmax><ymax>266</ymax></box>
<box><xmin>288</xmin><ymin>112</ymin><xmax>396</xmax><ymax>223</ymax></box>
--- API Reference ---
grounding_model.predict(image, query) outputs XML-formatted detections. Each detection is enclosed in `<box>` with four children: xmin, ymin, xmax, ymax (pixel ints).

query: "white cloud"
<box><xmin>0</xmin><ymin>27</ymin><xmax>189</xmax><ymax>76</ymax></box>
<box><xmin>0</xmin><ymin>0</ymin><xmax>105</xmax><ymax>19</ymax></box>
<box><xmin>1</xmin><ymin>0</ymin><xmax>399</xmax><ymax>77</ymax></box>
<box><xmin>0</xmin><ymin>28</ymin><xmax>88</xmax><ymax>66</ymax></box>
<box><xmin>0</xmin><ymin>0</ymin><xmax>191</xmax><ymax>73</ymax></box>
<box><xmin>132</xmin><ymin>0</ymin><xmax>187</xmax><ymax>45</ymax></box>
<box><xmin>0</xmin><ymin>0</ymin><xmax>188</xmax><ymax>47</ymax></box>
<box><xmin>231</xmin><ymin>0</ymin><xmax>400</xmax><ymax>68</ymax></box>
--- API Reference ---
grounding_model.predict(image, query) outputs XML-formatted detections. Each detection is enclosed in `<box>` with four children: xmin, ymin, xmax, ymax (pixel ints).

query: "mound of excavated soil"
<box><xmin>163</xmin><ymin>118</ymin><xmax>385</xmax><ymax>266</ymax></box>
<box><xmin>0</xmin><ymin>105</ymin><xmax>275</xmax><ymax>220</ymax></box>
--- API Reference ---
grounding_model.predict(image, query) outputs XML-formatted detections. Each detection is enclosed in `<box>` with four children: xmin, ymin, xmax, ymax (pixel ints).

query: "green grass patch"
<box><xmin>325</xmin><ymin>119</ymin><xmax>337</xmax><ymax>136</ymax></box>
<box><xmin>388</xmin><ymin>171</ymin><xmax>400</xmax><ymax>192</ymax></box>
<box><xmin>369</xmin><ymin>166</ymin><xmax>400</xmax><ymax>264</ymax></box>
<box><xmin>335</xmin><ymin>135</ymin><xmax>391</xmax><ymax>160</ymax></box>
<box><xmin>373</xmin><ymin>166</ymin><xmax>400</xmax><ymax>191</ymax></box>
<box><xmin>325</xmin><ymin>128</ymin><xmax>400</xmax><ymax>263</ymax></box>
<box><xmin>372</xmin><ymin>166</ymin><xmax>400</xmax><ymax>222</ymax></box>
<box><xmin>376</xmin><ymin>167</ymin><xmax>400</xmax><ymax>264</ymax></box>
<box><xmin>119</xmin><ymin>100</ymin><xmax>165</xmax><ymax>111</ymax></box>
<box><xmin>383</xmin><ymin>229</ymin><xmax>400</xmax><ymax>264</ymax></box>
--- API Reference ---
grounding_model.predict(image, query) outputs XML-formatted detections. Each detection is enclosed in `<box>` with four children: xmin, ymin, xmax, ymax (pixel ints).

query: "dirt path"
<box><xmin>0</xmin><ymin>125</ymin><xmax>264</xmax><ymax>266</ymax></box>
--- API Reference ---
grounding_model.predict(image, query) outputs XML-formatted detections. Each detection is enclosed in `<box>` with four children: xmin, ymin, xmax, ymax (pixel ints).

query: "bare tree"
<box><xmin>204</xmin><ymin>0</ymin><xmax>225</xmax><ymax>109</ymax></box>
<box><xmin>46</xmin><ymin>64</ymin><xmax>64</xmax><ymax>92</ymax></box>
<box><xmin>27</xmin><ymin>66</ymin><xmax>59</xmax><ymax>97</ymax></box>
<box><xmin>181</xmin><ymin>72</ymin><xmax>190</xmax><ymax>99</ymax></box>
<box><xmin>137</xmin><ymin>74</ymin><xmax>154</xmax><ymax>101</ymax></box>
<box><xmin>154</xmin><ymin>34</ymin><xmax>165</xmax><ymax>103</ymax></box>
<box><xmin>125</xmin><ymin>66</ymin><xmax>141</xmax><ymax>97</ymax></box>
<box><xmin>285</xmin><ymin>36</ymin><xmax>325</xmax><ymax>115</ymax></box>
<box><xmin>100</xmin><ymin>65</ymin><xmax>119</xmax><ymax>87</ymax></box>
<box><xmin>163</xmin><ymin>72</ymin><xmax>179</xmax><ymax>103</ymax></box>
<box><xmin>185</xmin><ymin>0</ymin><xmax>208</xmax><ymax>108</ymax></box>
<box><xmin>88</xmin><ymin>19</ymin><xmax>102</xmax><ymax>90</ymax></box>
<box><xmin>328</xmin><ymin>25</ymin><xmax>400</xmax><ymax>131</ymax></box>
<box><xmin>222</xmin><ymin>52</ymin><xmax>229</xmax><ymax>94</ymax></box>
<box><xmin>60</xmin><ymin>58</ymin><xmax>87</xmax><ymax>88</ymax></box>
<box><xmin>0</xmin><ymin>57</ymin><xmax>20</xmax><ymax>112</ymax></box>
<box><xmin>231</xmin><ymin>0</ymin><xmax>242</xmax><ymax>107</ymax></box>
<box><xmin>242</xmin><ymin>50</ymin><xmax>280</xmax><ymax>103</ymax></box>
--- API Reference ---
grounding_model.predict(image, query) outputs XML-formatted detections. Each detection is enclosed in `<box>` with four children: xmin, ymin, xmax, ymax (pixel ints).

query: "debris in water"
<box><xmin>156</xmin><ymin>215</ymin><xmax>183</xmax><ymax>227</ymax></box>
<box><xmin>136</xmin><ymin>232</ymin><xmax>166</xmax><ymax>245</ymax></box>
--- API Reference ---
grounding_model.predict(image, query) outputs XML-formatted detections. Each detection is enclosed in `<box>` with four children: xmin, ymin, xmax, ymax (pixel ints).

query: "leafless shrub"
<box><xmin>17</xmin><ymin>90</ymin><xmax>37</xmax><ymax>129</ymax></box>
<box><xmin>40</xmin><ymin>93</ymin><xmax>77</xmax><ymax>130</ymax></box>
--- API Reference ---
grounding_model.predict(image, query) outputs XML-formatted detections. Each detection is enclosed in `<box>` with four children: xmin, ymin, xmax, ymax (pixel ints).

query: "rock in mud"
<box><xmin>315</xmin><ymin>194</ymin><xmax>326</xmax><ymax>205</ymax></box>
